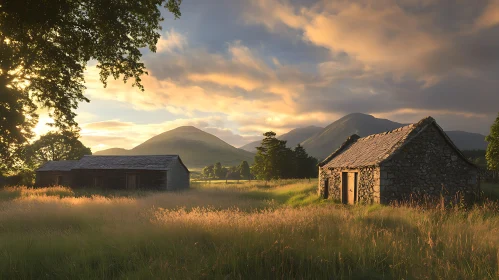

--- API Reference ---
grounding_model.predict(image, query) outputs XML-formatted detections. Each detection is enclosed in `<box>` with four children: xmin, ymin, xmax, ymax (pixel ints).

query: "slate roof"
<box><xmin>319</xmin><ymin>116</ymin><xmax>475</xmax><ymax>169</ymax></box>
<box><xmin>37</xmin><ymin>160</ymin><xmax>79</xmax><ymax>171</ymax></box>
<box><xmin>37</xmin><ymin>155</ymin><xmax>189</xmax><ymax>172</ymax></box>
<box><xmin>72</xmin><ymin>155</ymin><xmax>180</xmax><ymax>170</ymax></box>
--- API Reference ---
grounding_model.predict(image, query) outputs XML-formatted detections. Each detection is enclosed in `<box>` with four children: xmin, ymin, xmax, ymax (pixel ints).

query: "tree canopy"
<box><xmin>239</xmin><ymin>161</ymin><xmax>251</xmax><ymax>181</ymax></box>
<box><xmin>26</xmin><ymin>131</ymin><xmax>92</xmax><ymax>169</ymax></box>
<box><xmin>0</xmin><ymin>0</ymin><xmax>181</xmax><ymax>171</ymax></box>
<box><xmin>486</xmin><ymin>113</ymin><xmax>499</xmax><ymax>170</ymax></box>
<box><xmin>252</xmin><ymin>132</ymin><xmax>318</xmax><ymax>180</ymax></box>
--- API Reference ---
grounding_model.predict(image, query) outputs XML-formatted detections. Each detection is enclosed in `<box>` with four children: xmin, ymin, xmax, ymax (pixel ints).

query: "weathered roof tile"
<box><xmin>73</xmin><ymin>155</ymin><xmax>178</xmax><ymax>170</ymax></box>
<box><xmin>37</xmin><ymin>155</ymin><xmax>182</xmax><ymax>171</ymax></box>
<box><xmin>37</xmin><ymin>160</ymin><xmax>79</xmax><ymax>171</ymax></box>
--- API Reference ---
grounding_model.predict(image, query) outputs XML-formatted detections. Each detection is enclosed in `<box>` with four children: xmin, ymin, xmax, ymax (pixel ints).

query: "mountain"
<box><xmin>301</xmin><ymin>113</ymin><xmax>488</xmax><ymax>160</ymax></box>
<box><xmin>302</xmin><ymin>113</ymin><xmax>405</xmax><ymax>160</ymax></box>
<box><xmin>239</xmin><ymin>126</ymin><xmax>323</xmax><ymax>153</ymax></box>
<box><xmin>94</xmin><ymin>126</ymin><xmax>254</xmax><ymax>169</ymax></box>
<box><xmin>94</xmin><ymin>148</ymin><xmax>129</xmax><ymax>155</ymax></box>
<box><xmin>443</xmin><ymin>131</ymin><xmax>487</xmax><ymax>151</ymax></box>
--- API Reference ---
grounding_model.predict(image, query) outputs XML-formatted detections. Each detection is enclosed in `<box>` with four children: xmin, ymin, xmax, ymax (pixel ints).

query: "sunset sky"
<box><xmin>35</xmin><ymin>0</ymin><xmax>499</xmax><ymax>152</ymax></box>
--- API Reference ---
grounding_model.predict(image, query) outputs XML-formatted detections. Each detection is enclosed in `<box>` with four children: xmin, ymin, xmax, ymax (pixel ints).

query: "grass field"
<box><xmin>0</xmin><ymin>180</ymin><xmax>498</xmax><ymax>279</ymax></box>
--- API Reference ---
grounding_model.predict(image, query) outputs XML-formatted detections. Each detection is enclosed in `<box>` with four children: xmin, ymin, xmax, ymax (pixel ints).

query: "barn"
<box><xmin>318</xmin><ymin>117</ymin><xmax>480</xmax><ymax>205</ymax></box>
<box><xmin>36</xmin><ymin>155</ymin><xmax>190</xmax><ymax>190</ymax></box>
<box><xmin>35</xmin><ymin>160</ymin><xmax>78</xmax><ymax>187</ymax></box>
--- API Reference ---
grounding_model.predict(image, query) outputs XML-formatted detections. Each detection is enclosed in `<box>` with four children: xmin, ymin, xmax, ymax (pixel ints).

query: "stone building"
<box><xmin>36</xmin><ymin>155</ymin><xmax>190</xmax><ymax>190</ymax></box>
<box><xmin>318</xmin><ymin>117</ymin><xmax>480</xmax><ymax>204</ymax></box>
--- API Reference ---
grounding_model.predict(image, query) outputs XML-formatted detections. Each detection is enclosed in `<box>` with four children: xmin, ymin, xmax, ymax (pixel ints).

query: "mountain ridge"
<box><xmin>95</xmin><ymin>126</ymin><xmax>254</xmax><ymax>169</ymax></box>
<box><xmin>95</xmin><ymin>115</ymin><xmax>487</xmax><ymax>168</ymax></box>
<box><xmin>239</xmin><ymin>125</ymin><xmax>323</xmax><ymax>153</ymax></box>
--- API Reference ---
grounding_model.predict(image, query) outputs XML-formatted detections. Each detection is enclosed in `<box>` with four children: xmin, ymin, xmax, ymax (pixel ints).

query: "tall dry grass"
<box><xmin>0</xmin><ymin>182</ymin><xmax>498</xmax><ymax>279</ymax></box>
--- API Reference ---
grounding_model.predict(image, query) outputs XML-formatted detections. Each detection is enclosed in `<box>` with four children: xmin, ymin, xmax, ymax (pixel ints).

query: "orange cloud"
<box><xmin>245</xmin><ymin>0</ymin><xmax>442</xmax><ymax>73</ymax></box>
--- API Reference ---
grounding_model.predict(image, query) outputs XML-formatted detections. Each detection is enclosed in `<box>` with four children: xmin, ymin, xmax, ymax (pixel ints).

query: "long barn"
<box><xmin>36</xmin><ymin>155</ymin><xmax>190</xmax><ymax>190</ymax></box>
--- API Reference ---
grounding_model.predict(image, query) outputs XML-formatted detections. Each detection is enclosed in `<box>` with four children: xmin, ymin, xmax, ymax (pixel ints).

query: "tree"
<box><xmin>293</xmin><ymin>144</ymin><xmax>318</xmax><ymax>179</ymax></box>
<box><xmin>26</xmin><ymin>131</ymin><xmax>92</xmax><ymax>168</ymax></box>
<box><xmin>201</xmin><ymin>165</ymin><xmax>214</xmax><ymax>180</ymax></box>
<box><xmin>0</xmin><ymin>0</ymin><xmax>181</xmax><ymax>172</ymax></box>
<box><xmin>225</xmin><ymin>166</ymin><xmax>240</xmax><ymax>183</ymax></box>
<box><xmin>213</xmin><ymin>162</ymin><xmax>225</xmax><ymax>179</ymax></box>
<box><xmin>252</xmin><ymin>132</ymin><xmax>291</xmax><ymax>180</ymax></box>
<box><xmin>486</xmin><ymin>113</ymin><xmax>499</xmax><ymax>171</ymax></box>
<box><xmin>239</xmin><ymin>161</ymin><xmax>251</xmax><ymax>181</ymax></box>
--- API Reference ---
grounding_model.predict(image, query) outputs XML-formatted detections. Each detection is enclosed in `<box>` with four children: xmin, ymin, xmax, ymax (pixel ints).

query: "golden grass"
<box><xmin>0</xmin><ymin>181</ymin><xmax>498</xmax><ymax>279</ymax></box>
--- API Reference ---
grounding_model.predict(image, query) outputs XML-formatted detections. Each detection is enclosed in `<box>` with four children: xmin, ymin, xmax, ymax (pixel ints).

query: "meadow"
<box><xmin>0</xmin><ymin>180</ymin><xmax>498</xmax><ymax>279</ymax></box>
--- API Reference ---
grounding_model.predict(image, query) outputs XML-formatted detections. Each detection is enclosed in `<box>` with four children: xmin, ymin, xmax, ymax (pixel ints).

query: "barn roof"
<box><xmin>72</xmin><ymin>155</ymin><xmax>183</xmax><ymax>171</ymax></box>
<box><xmin>37</xmin><ymin>160</ymin><xmax>79</xmax><ymax>171</ymax></box>
<box><xmin>318</xmin><ymin>116</ymin><xmax>475</xmax><ymax>169</ymax></box>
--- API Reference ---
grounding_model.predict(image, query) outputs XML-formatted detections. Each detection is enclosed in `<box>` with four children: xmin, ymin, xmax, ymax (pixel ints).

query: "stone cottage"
<box><xmin>318</xmin><ymin>117</ymin><xmax>480</xmax><ymax>204</ymax></box>
<box><xmin>36</xmin><ymin>155</ymin><xmax>190</xmax><ymax>190</ymax></box>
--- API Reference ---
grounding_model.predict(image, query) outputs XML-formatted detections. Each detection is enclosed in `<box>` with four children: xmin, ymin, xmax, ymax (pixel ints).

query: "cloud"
<box><xmin>84</xmin><ymin>121</ymin><xmax>134</xmax><ymax>130</ymax></box>
<box><xmin>156</xmin><ymin>28</ymin><xmax>187</xmax><ymax>53</ymax></box>
<box><xmin>474</xmin><ymin>0</ymin><xmax>499</xmax><ymax>30</ymax></box>
<box><xmin>72</xmin><ymin>0</ymin><xmax>498</xmax><ymax>153</ymax></box>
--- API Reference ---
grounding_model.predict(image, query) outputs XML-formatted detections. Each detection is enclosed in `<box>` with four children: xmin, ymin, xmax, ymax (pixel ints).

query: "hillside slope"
<box><xmin>240</xmin><ymin>126</ymin><xmax>323</xmax><ymax>153</ymax></box>
<box><xmin>94</xmin><ymin>126</ymin><xmax>254</xmax><ymax>168</ymax></box>
<box><xmin>302</xmin><ymin>113</ymin><xmax>404</xmax><ymax>160</ymax></box>
<box><xmin>301</xmin><ymin>113</ymin><xmax>488</xmax><ymax>160</ymax></box>
<box><xmin>444</xmin><ymin>131</ymin><xmax>487</xmax><ymax>151</ymax></box>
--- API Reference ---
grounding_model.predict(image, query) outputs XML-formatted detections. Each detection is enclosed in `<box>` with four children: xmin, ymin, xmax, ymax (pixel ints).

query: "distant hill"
<box><xmin>240</xmin><ymin>126</ymin><xmax>323</xmax><ymax>153</ymax></box>
<box><xmin>299</xmin><ymin>113</ymin><xmax>489</xmax><ymax>160</ymax></box>
<box><xmin>94</xmin><ymin>126</ymin><xmax>254</xmax><ymax>169</ymax></box>
<box><xmin>301</xmin><ymin>113</ymin><xmax>404</xmax><ymax>160</ymax></box>
<box><xmin>444</xmin><ymin>131</ymin><xmax>487</xmax><ymax>151</ymax></box>
<box><xmin>94</xmin><ymin>148</ymin><xmax>129</xmax><ymax>155</ymax></box>
<box><xmin>94</xmin><ymin>116</ymin><xmax>488</xmax><ymax>168</ymax></box>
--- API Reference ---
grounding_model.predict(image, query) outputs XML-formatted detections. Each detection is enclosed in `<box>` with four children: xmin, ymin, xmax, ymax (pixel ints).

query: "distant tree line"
<box><xmin>201</xmin><ymin>132</ymin><xmax>319</xmax><ymax>182</ymax></box>
<box><xmin>201</xmin><ymin>161</ymin><xmax>252</xmax><ymax>181</ymax></box>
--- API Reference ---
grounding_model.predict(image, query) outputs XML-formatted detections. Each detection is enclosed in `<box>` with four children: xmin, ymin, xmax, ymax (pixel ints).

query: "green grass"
<box><xmin>0</xmin><ymin>181</ymin><xmax>498</xmax><ymax>279</ymax></box>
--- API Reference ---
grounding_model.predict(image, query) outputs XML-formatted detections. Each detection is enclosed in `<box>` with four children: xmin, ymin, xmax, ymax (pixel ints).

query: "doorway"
<box><xmin>342</xmin><ymin>172</ymin><xmax>358</xmax><ymax>204</ymax></box>
<box><xmin>323</xmin><ymin>179</ymin><xmax>329</xmax><ymax>199</ymax></box>
<box><xmin>56</xmin><ymin>176</ymin><xmax>63</xmax><ymax>185</ymax></box>
<box><xmin>126</xmin><ymin>174</ymin><xmax>137</xmax><ymax>190</ymax></box>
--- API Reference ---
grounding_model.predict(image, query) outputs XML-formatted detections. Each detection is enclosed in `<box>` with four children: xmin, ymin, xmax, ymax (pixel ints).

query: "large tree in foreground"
<box><xmin>0</xmin><ymin>0</ymin><xmax>181</xmax><ymax>172</ymax></box>
<box><xmin>486</xmin><ymin>113</ymin><xmax>499</xmax><ymax>171</ymax></box>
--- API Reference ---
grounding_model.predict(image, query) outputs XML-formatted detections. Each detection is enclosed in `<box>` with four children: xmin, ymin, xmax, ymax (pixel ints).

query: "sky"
<box><xmin>35</xmin><ymin>0</ymin><xmax>499</xmax><ymax>152</ymax></box>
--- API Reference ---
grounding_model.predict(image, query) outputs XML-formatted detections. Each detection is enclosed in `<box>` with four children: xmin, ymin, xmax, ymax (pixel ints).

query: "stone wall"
<box><xmin>358</xmin><ymin>167</ymin><xmax>378</xmax><ymax>203</ymax></box>
<box><xmin>318</xmin><ymin>166</ymin><xmax>380</xmax><ymax>203</ymax></box>
<box><xmin>328</xmin><ymin>170</ymin><xmax>342</xmax><ymax>201</ymax></box>
<box><xmin>318</xmin><ymin>167</ymin><xmax>327</xmax><ymax>197</ymax></box>
<box><xmin>380</xmin><ymin>124</ymin><xmax>480</xmax><ymax>204</ymax></box>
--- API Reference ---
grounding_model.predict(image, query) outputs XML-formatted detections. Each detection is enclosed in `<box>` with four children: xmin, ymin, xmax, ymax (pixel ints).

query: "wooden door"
<box><xmin>342</xmin><ymin>172</ymin><xmax>358</xmax><ymax>204</ymax></box>
<box><xmin>347</xmin><ymin>172</ymin><xmax>356</xmax><ymax>204</ymax></box>
<box><xmin>126</xmin><ymin>174</ymin><xmax>137</xmax><ymax>190</ymax></box>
